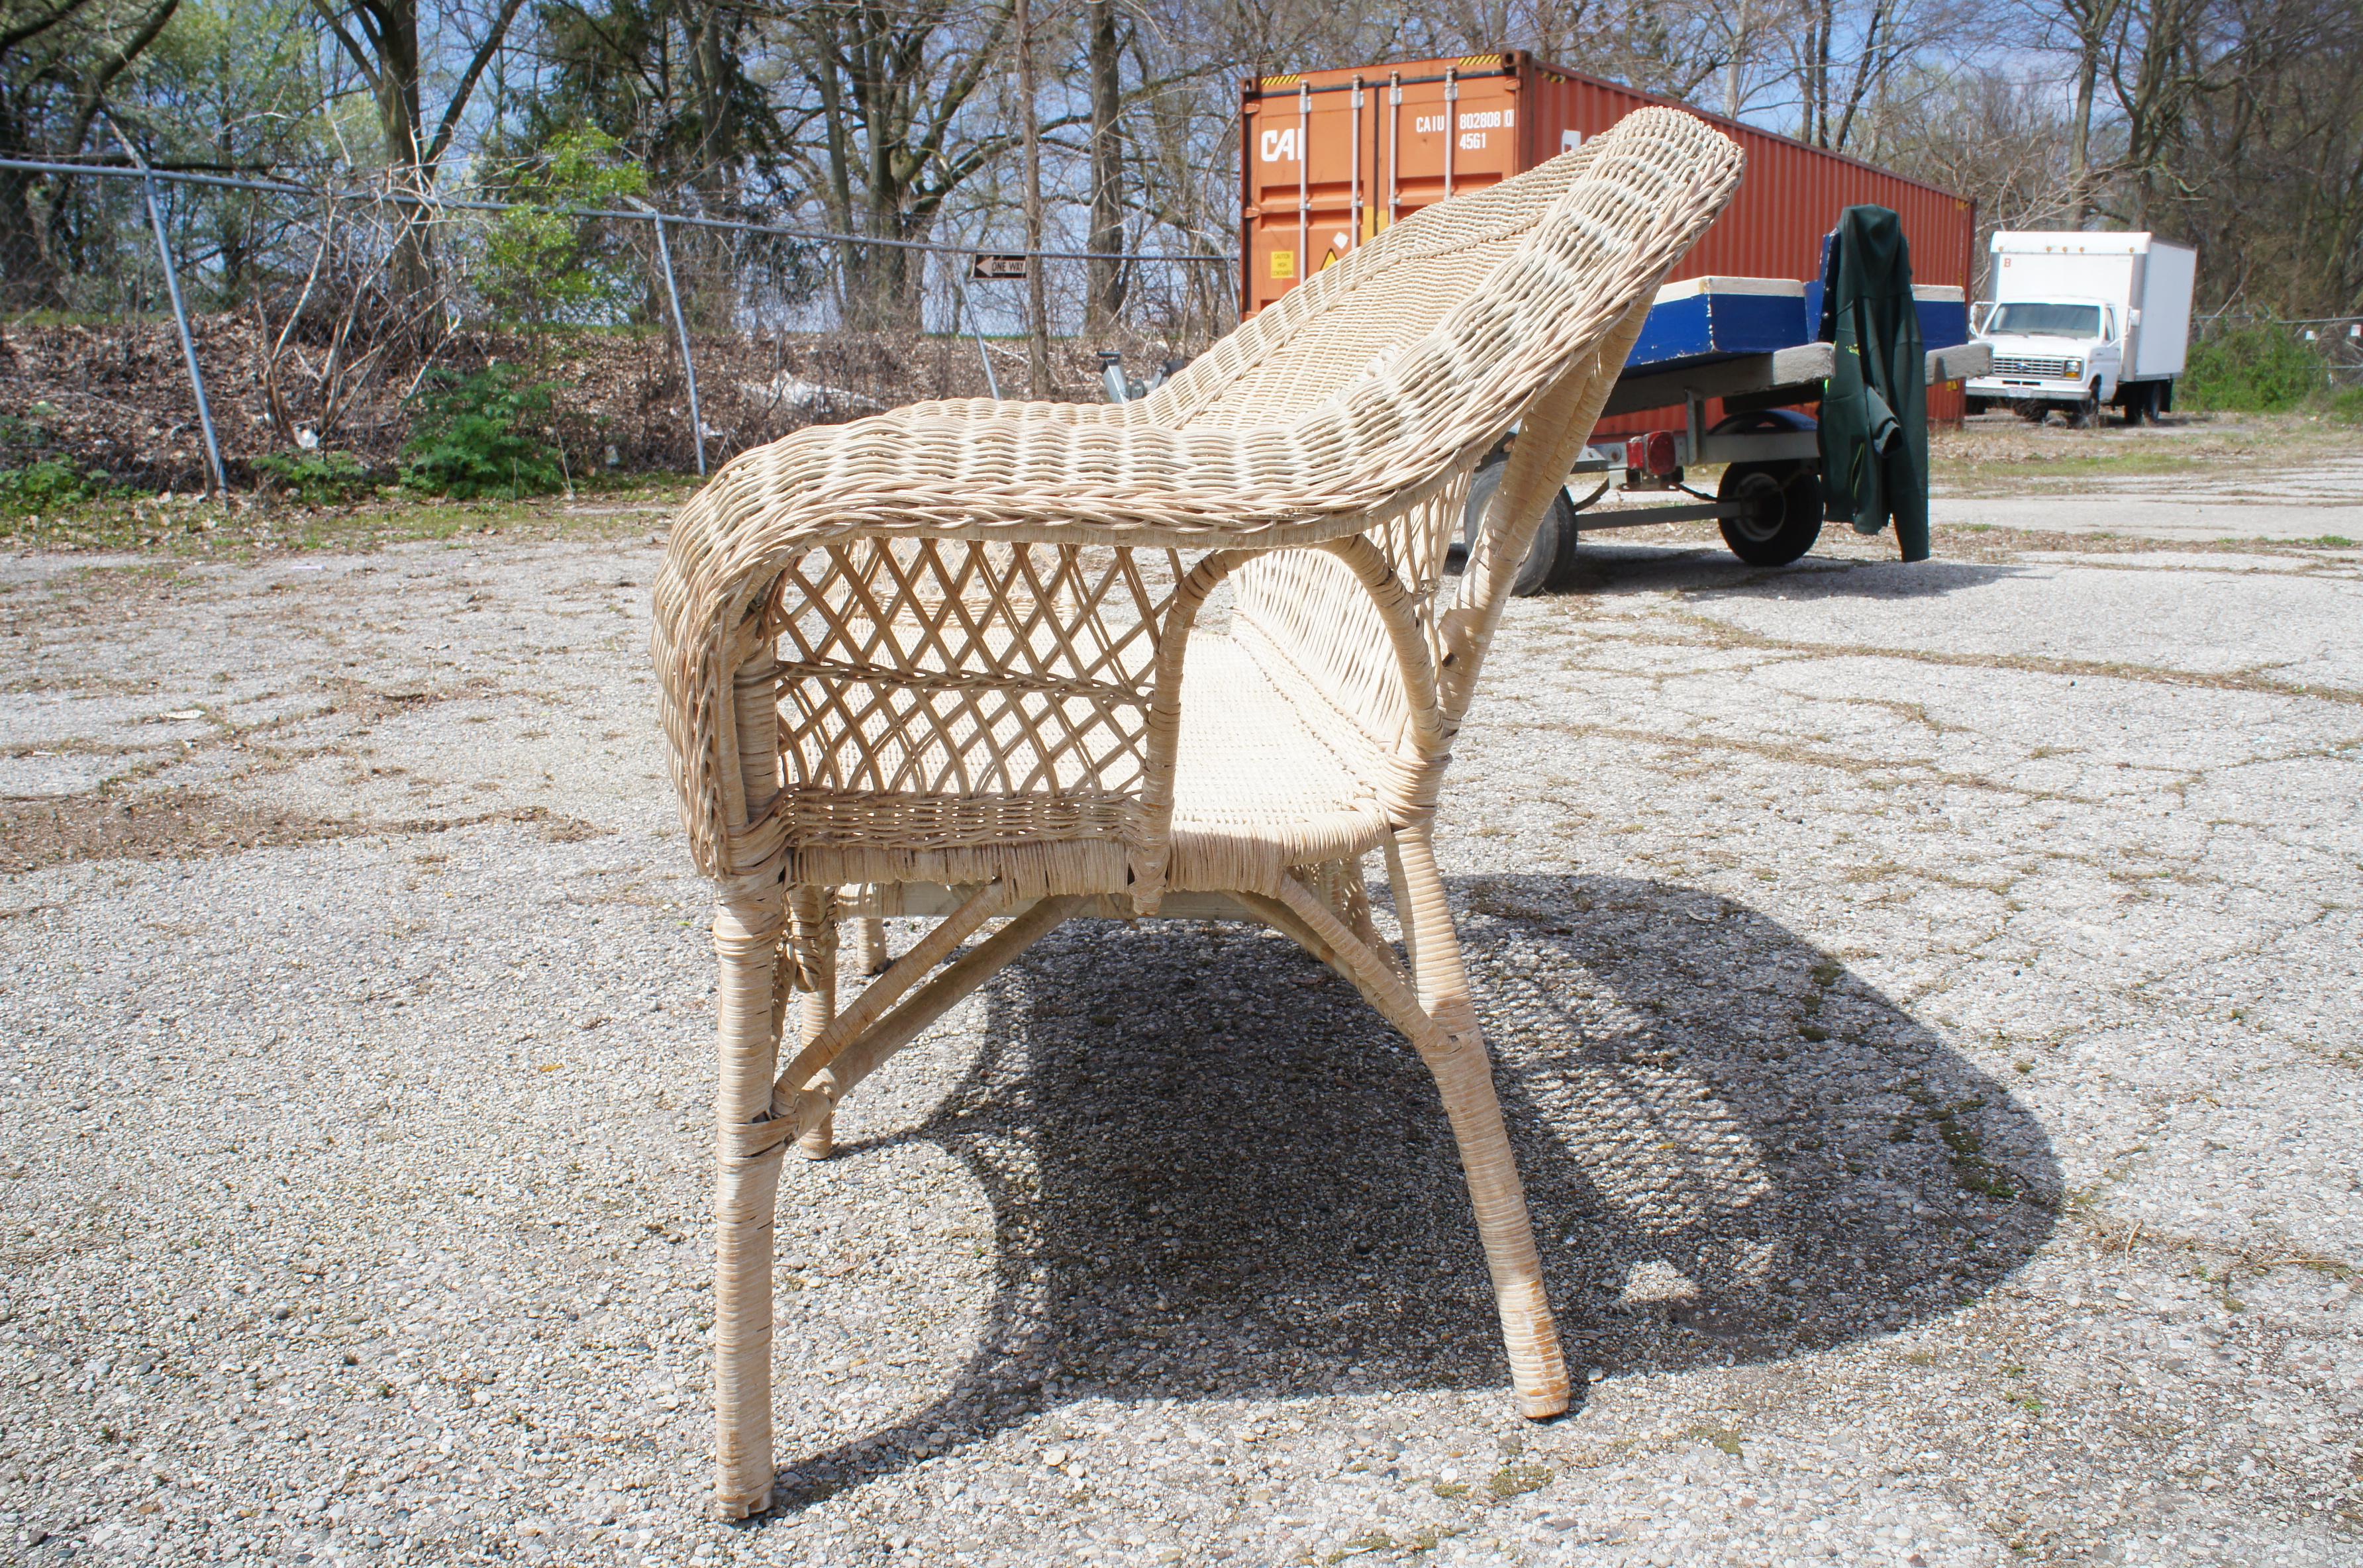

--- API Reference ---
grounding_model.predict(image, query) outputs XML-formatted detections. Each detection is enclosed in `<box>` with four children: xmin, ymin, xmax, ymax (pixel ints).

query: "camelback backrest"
<box><xmin>1144</xmin><ymin>144</ymin><xmax>1601</xmax><ymax>433</ymax></box>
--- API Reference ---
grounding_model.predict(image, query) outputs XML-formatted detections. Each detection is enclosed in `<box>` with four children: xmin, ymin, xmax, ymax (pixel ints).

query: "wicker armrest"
<box><xmin>666</xmin><ymin>399</ymin><xmax>1444</xmax><ymax>557</ymax></box>
<box><xmin>650</xmin><ymin>403</ymin><xmax>1451</xmax><ymax>878</ymax></box>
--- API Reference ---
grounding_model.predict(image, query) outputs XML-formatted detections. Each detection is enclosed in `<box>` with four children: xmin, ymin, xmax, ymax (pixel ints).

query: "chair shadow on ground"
<box><xmin>1547</xmin><ymin>538</ymin><xmax>2025</xmax><ymax>601</ymax></box>
<box><xmin>761</xmin><ymin>873</ymin><xmax>2060</xmax><ymax>1513</ymax></box>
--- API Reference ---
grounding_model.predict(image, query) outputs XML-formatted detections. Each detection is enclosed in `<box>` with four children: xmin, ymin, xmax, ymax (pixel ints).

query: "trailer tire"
<box><xmin>1461</xmin><ymin>455</ymin><xmax>1578</xmax><ymax>597</ymax></box>
<box><xmin>1717</xmin><ymin>462</ymin><xmax>1824</xmax><ymax>567</ymax></box>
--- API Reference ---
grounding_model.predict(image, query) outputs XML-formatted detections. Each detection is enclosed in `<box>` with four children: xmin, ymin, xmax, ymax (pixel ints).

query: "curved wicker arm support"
<box><xmin>1440</xmin><ymin>292</ymin><xmax>1655</xmax><ymax>716</ymax></box>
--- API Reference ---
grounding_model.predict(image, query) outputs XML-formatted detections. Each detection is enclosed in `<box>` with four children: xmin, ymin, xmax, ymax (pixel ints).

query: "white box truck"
<box><xmin>1966</xmin><ymin>231</ymin><xmax>2197</xmax><ymax>424</ymax></box>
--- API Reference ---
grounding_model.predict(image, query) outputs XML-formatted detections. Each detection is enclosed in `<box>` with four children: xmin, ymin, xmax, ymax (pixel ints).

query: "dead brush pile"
<box><xmin>0</xmin><ymin>315</ymin><xmax>1168</xmax><ymax>493</ymax></box>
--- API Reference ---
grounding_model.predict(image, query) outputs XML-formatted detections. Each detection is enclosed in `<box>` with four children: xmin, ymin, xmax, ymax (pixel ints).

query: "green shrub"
<box><xmin>2182</xmin><ymin>324</ymin><xmax>2329</xmax><ymax>412</ymax></box>
<box><xmin>477</xmin><ymin>126</ymin><xmax>650</xmax><ymax>326</ymax></box>
<box><xmin>2327</xmin><ymin>384</ymin><xmax>2363</xmax><ymax>424</ymax></box>
<box><xmin>253</xmin><ymin>449</ymin><xmax>377</xmax><ymax>504</ymax></box>
<box><xmin>0</xmin><ymin>458</ymin><xmax>107</xmax><ymax>514</ymax></box>
<box><xmin>401</xmin><ymin>366</ymin><xmax>565</xmax><ymax>499</ymax></box>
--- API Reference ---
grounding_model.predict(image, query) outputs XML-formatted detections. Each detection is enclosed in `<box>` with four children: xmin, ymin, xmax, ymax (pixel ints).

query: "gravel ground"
<box><xmin>2</xmin><ymin>507</ymin><xmax>2358</xmax><ymax>1567</ymax></box>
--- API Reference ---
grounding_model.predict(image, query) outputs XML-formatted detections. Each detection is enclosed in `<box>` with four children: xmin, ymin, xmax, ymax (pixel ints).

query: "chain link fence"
<box><xmin>0</xmin><ymin>158</ymin><xmax>1238</xmax><ymax>493</ymax></box>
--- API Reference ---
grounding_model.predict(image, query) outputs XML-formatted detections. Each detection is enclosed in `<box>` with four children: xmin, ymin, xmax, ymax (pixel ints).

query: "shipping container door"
<box><xmin>1242</xmin><ymin>61</ymin><xmax>1524</xmax><ymax>316</ymax></box>
<box><xmin>1242</xmin><ymin>80</ymin><xmax>1359</xmax><ymax>315</ymax></box>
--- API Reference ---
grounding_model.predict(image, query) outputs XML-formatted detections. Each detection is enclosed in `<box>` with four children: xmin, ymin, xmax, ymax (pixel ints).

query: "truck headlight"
<box><xmin>2065</xmin><ymin>359</ymin><xmax>2083</xmax><ymax>379</ymax></box>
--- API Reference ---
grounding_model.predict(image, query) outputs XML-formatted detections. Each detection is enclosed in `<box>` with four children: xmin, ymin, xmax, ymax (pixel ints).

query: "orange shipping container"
<box><xmin>1240</xmin><ymin>52</ymin><xmax>1975</xmax><ymax>426</ymax></box>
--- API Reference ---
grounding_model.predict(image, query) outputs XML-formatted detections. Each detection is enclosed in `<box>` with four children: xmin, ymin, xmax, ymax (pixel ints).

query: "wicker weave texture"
<box><xmin>652</xmin><ymin>107</ymin><xmax>1746</xmax><ymax>1519</ymax></box>
<box><xmin>654</xmin><ymin>110</ymin><xmax>1743</xmax><ymax>883</ymax></box>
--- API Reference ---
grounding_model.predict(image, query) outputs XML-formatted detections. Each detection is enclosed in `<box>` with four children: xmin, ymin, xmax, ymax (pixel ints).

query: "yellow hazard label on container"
<box><xmin>1271</xmin><ymin>250</ymin><xmax>1295</xmax><ymax>279</ymax></box>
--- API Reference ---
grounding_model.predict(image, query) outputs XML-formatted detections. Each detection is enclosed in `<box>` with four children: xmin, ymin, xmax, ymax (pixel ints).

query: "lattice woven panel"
<box><xmin>764</xmin><ymin>539</ymin><xmax>1180</xmax><ymax>835</ymax></box>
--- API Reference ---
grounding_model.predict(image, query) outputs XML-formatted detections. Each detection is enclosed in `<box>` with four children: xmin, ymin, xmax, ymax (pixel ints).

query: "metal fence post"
<box><xmin>110</xmin><ymin>120</ymin><xmax>226</xmax><ymax>497</ymax></box>
<box><xmin>948</xmin><ymin>254</ymin><xmax>1001</xmax><ymax>399</ymax></box>
<box><xmin>632</xmin><ymin>198</ymin><xmax>706</xmax><ymax>476</ymax></box>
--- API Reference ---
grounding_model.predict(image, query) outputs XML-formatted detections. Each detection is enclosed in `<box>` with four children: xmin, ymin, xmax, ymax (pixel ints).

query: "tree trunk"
<box><xmin>0</xmin><ymin>0</ymin><xmax>181</xmax><ymax>310</ymax></box>
<box><xmin>1725</xmin><ymin>0</ymin><xmax>1747</xmax><ymax>121</ymax></box>
<box><xmin>363</xmin><ymin>3</ymin><xmax>434</xmax><ymax>305</ymax></box>
<box><xmin>2071</xmin><ymin>48</ymin><xmax>2099</xmax><ymax>226</ymax></box>
<box><xmin>1085</xmin><ymin>0</ymin><xmax>1127</xmax><ymax>333</ymax></box>
<box><xmin>692</xmin><ymin>3</ymin><xmax>732</xmax><ymax>191</ymax></box>
<box><xmin>1018</xmin><ymin>0</ymin><xmax>1050</xmax><ymax>396</ymax></box>
<box><xmin>0</xmin><ymin>166</ymin><xmax>61</xmax><ymax>311</ymax></box>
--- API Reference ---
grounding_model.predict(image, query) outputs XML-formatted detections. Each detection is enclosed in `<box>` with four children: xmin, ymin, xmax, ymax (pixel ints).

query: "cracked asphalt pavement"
<box><xmin>2</xmin><ymin>489</ymin><xmax>2358</xmax><ymax>1565</ymax></box>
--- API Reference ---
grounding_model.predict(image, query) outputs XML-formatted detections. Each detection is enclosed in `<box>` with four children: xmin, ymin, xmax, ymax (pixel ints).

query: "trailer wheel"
<box><xmin>1717</xmin><ymin>463</ymin><xmax>1824</xmax><ymax>567</ymax></box>
<box><xmin>1462</xmin><ymin>455</ymin><xmax>1578</xmax><ymax>597</ymax></box>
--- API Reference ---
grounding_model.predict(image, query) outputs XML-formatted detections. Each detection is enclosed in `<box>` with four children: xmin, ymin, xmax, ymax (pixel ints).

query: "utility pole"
<box><xmin>1018</xmin><ymin>0</ymin><xmax>1051</xmax><ymax>397</ymax></box>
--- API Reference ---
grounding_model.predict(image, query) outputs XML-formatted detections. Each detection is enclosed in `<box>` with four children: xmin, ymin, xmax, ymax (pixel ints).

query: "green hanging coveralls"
<box><xmin>1816</xmin><ymin>205</ymin><xmax>1930</xmax><ymax>562</ymax></box>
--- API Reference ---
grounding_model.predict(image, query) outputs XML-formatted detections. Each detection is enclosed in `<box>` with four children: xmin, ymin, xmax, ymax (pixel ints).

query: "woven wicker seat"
<box><xmin>653</xmin><ymin>107</ymin><xmax>1744</xmax><ymax>1517</ymax></box>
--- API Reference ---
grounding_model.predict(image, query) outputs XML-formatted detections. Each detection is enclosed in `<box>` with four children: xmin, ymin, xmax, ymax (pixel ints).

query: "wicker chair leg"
<box><xmin>852</xmin><ymin>914</ymin><xmax>890</xmax><ymax>976</ymax></box>
<box><xmin>1383</xmin><ymin>827</ymin><xmax>1571</xmax><ymax>1419</ymax></box>
<box><xmin>788</xmin><ymin>889</ymin><xmax>840</xmax><ymax>1161</ymax></box>
<box><xmin>713</xmin><ymin>884</ymin><xmax>788</xmax><ymax>1518</ymax></box>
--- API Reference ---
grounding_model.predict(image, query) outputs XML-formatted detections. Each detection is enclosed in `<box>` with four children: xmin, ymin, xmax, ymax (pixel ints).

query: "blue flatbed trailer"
<box><xmin>1467</xmin><ymin>275</ymin><xmax>1990</xmax><ymax>589</ymax></box>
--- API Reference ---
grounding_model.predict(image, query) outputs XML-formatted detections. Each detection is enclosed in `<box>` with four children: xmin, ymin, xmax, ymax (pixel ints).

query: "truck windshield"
<box><xmin>1990</xmin><ymin>302</ymin><xmax>2102</xmax><ymax>338</ymax></box>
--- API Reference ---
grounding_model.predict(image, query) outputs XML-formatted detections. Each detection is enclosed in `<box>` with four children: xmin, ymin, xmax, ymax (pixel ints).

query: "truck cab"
<box><xmin>1971</xmin><ymin>295</ymin><xmax>2123</xmax><ymax>421</ymax></box>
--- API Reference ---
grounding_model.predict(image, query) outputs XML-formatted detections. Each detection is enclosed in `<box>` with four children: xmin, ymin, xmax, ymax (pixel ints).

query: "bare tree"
<box><xmin>309</xmin><ymin>0</ymin><xmax>531</xmax><ymax>297</ymax></box>
<box><xmin>783</xmin><ymin>0</ymin><xmax>1019</xmax><ymax>328</ymax></box>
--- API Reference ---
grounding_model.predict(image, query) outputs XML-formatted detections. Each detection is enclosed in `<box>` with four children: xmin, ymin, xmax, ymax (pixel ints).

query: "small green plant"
<box><xmin>401</xmin><ymin>366</ymin><xmax>565</xmax><ymax>499</ymax></box>
<box><xmin>1487</xmin><ymin>1461</ymin><xmax>1553</xmax><ymax>1500</ymax></box>
<box><xmin>2182</xmin><ymin>324</ymin><xmax>2329</xmax><ymax>413</ymax></box>
<box><xmin>253</xmin><ymin>449</ymin><xmax>376</xmax><ymax>505</ymax></box>
<box><xmin>0</xmin><ymin>458</ymin><xmax>107</xmax><ymax>514</ymax></box>
<box><xmin>2327</xmin><ymin>385</ymin><xmax>2363</xmax><ymax>424</ymax></box>
<box><xmin>1684</xmin><ymin>1424</ymin><xmax>1744</xmax><ymax>1457</ymax></box>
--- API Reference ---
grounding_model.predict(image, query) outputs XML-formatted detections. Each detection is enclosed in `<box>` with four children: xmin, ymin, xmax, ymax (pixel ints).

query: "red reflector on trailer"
<box><xmin>1625</xmin><ymin>430</ymin><xmax>1678</xmax><ymax>477</ymax></box>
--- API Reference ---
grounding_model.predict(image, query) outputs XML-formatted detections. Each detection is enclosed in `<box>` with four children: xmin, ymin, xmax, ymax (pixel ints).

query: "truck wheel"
<box><xmin>2070</xmin><ymin>381</ymin><xmax>2103</xmax><ymax>428</ymax></box>
<box><xmin>1462</xmin><ymin>455</ymin><xmax>1578</xmax><ymax>597</ymax></box>
<box><xmin>1717</xmin><ymin>462</ymin><xmax>1823</xmax><ymax>567</ymax></box>
<box><xmin>2128</xmin><ymin>383</ymin><xmax>2158</xmax><ymax>424</ymax></box>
